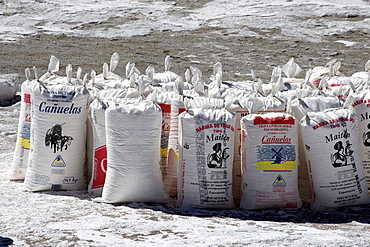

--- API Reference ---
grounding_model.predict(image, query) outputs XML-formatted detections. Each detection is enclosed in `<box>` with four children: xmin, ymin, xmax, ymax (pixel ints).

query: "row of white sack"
<box><xmin>9</xmin><ymin>55</ymin><xmax>370</xmax><ymax>210</ymax></box>
<box><xmin>87</xmin><ymin>93</ymin><xmax>370</xmax><ymax>211</ymax></box>
<box><xmin>10</xmin><ymin>78</ymin><xmax>370</xmax><ymax>211</ymax></box>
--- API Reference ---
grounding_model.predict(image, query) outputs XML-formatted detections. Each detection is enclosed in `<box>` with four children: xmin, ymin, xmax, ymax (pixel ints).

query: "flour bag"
<box><xmin>87</xmin><ymin>89</ymin><xmax>132</xmax><ymax>196</ymax></box>
<box><xmin>240</xmin><ymin>112</ymin><xmax>301</xmax><ymax>210</ymax></box>
<box><xmin>177</xmin><ymin>98</ymin><xmax>236</xmax><ymax>208</ymax></box>
<box><xmin>163</xmin><ymin>97</ymin><xmax>186</xmax><ymax>197</ymax></box>
<box><xmin>346</xmin><ymin>91</ymin><xmax>370</xmax><ymax>189</ymax></box>
<box><xmin>11</xmin><ymin>69</ymin><xmax>36</xmax><ymax>180</ymax></box>
<box><xmin>100</xmin><ymin>98</ymin><xmax>169</xmax><ymax>204</ymax></box>
<box><xmin>300</xmin><ymin>108</ymin><xmax>370</xmax><ymax>210</ymax></box>
<box><xmin>228</xmin><ymin>94</ymin><xmax>285</xmax><ymax>206</ymax></box>
<box><xmin>25</xmin><ymin>83</ymin><xmax>89</xmax><ymax>191</ymax></box>
<box><xmin>289</xmin><ymin>95</ymin><xmax>344</xmax><ymax>202</ymax></box>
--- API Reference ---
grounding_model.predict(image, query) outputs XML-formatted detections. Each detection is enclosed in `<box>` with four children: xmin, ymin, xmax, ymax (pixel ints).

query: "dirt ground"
<box><xmin>0</xmin><ymin>26</ymin><xmax>369</xmax><ymax>83</ymax></box>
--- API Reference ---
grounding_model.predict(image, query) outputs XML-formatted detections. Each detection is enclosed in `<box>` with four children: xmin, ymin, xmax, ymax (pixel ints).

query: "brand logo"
<box><xmin>162</xmin><ymin>122</ymin><xmax>170</xmax><ymax>131</ymax></box>
<box><xmin>51</xmin><ymin>155</ymin><xmax>66</xmax><ymax>167</ymax></box>
<box><xmin>273</xmin><ymin>175</ymin><xmax>287</xmax><ymax>187</ymax></box>
<box><xmin>39</xmin><ymin>102</ymin><xmax>82</xmax><ymax>114</ymax></box>
<box><xmin>206</xmin><ymin>133</ymin><xmax>230</xmax><ymax>143</ymax></box>
<box><xmin>325</xmin><ymin>129</ymin><xmax>350</xmax><ymax>143</ymax></box>
<box><xmin>262</xmin><ymin>135</ymin><xmax>291</xmax><ymax>144</ymax></box>
<box><xmin>45</xmin><ymin>124</ymin><xmax>74</xmax><ymax>153</ymax></box>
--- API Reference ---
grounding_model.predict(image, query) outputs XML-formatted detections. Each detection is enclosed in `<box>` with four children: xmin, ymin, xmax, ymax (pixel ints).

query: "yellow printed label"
<box><xmin>160</xmin><ymin>148</ymin><xmax>168</xmax><ymax>158</ymax></box>
<box><xmin>257</xmin><ymin>160</ymin><xmax>296</xmax><ymax>170</ymax></box>
<box><xmin>18</xmin><ymin>137</ymin><xmax>30</xmax><ymax>149</ymax></box>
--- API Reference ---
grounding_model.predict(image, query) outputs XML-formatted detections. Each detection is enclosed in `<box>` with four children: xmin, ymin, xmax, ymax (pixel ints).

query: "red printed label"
<box><xmin>179</xmin><ymin>107</ymin><xmax>186</xmax><ymax>114</ymax></box>
<box><xmin>158</xmin><ymin>103</ymin><xmax>171</xmax><ymax>114</ymax></box>
<box><xmin>24</xmin><ymin>93</ymin><xmax>31</xmax><ymax>104</ymax></box>
<box><xmin>91</xmin><ymin>145</ymin><xmax>107</xmax><ymax>189</ymax></box>
<box><xmin>254</xmin><ymin>116</ymin><xmax>295</xmax><ymax>125</ymax></box>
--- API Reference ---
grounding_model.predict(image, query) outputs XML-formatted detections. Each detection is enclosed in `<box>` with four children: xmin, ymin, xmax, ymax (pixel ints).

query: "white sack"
<box><xmin>153</xmin><ymin>71</ymin><xmax>179</xmax><ymax>85</ymax></box>
<box><xmin>346</xmin><ymin>92</ymin><xmax>370</xmax><ymax>189</ymax></box>
<box><xmin>101</xmin><ymin>99</ymin><xmax>169</xmax><ymax>204</ymax></box>
<box><xmin>290</xmin><ymin>95</ymin><xmax>345</xmax><ymax>202</ymax></box>
<box><xmin>240</xmin><ymin>113</ymin><xmax>301</xmax><ymax>210</ymax></box>
<box><xmin>300</xmin><ymin>108</ymin><xmax>370</xmax><ymax>210</ymax></box>
<box><xmin>25</xmin><ymin>84</ymin><xmax>89</xmax><ymax>191</ymax></box>
<box><xmin>147</xmin><ymin>91</ymin><xmax>178</xmax><ymax>178</ymax></box>
<box><xmin>87</xmin><ymin>99</ymin><xmax>113</xmax><ymax>196</ymax></box>
<box><xmin>87</xmin><ymin>89</ymin><xmax>134</xmax><ymax>196</ymax></box>
<box><xmin>11</xmin><ymin>78</ymin><xmax>36</xmax><ymax>180</ymax></box>
<box><xmin>158</xmin><ymin>102</ymin><xmax>173</xmax><ymax>177</ymax></box>
<box><xmin>177</xmin><ymin>98</ymin><xmax>235</xmax><ymax>208</ymax></box>
<box><xmin>163</xmin><ymin>98</ymin><xmax>186</xmax><ymax>197</ymax></box>
<box><xmin>228</xmin><ymin>95</ymin><xmax>285</xmax><ymax>206</ymax></box>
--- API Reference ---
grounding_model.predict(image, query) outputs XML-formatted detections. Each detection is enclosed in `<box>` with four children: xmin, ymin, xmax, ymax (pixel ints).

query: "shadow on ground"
<box><xmin>37</xmin><ymin>189</ymin><xmax>370</xmax><ymax>225</ymax></box>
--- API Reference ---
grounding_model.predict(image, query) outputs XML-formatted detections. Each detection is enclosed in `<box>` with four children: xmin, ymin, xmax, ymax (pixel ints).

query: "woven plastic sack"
<box><xmin>300</xmin><ymin>108</ymin><xmax>370</xmax><ymax>210</ymax></box>
<box><xmin>177</xmin><ymin>98</ymin><xmax>235</xmax><ymax>208</ymax></box>
<box><xmin>11</xmin><ymin>69</ymin><xmax>35</xmax><ymax>180</ymax></box>
<box><xmin>240</xmin><ymin>112</ymin><xmax>301</xmax><ymax>210</ymax></box>
<box><xmin>100</xmin><ymin>99</ymin><xmax>169</xmax><ymax>204</ymax></box>
<box><xmin>25</xmin><ymin>83</ymin><xmax>89</xmax><ymax>191</ymax></box>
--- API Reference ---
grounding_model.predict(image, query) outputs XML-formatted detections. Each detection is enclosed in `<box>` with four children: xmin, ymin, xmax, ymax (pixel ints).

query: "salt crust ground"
<box><xmin>1</xmin><ymin>98</ymin><xmax>370</xmax><ymax>247</ymax></box>
<box><xmin>1</xmin><ymin>0</ymin><xmax>370</xmax><ymax>246</ymax></box>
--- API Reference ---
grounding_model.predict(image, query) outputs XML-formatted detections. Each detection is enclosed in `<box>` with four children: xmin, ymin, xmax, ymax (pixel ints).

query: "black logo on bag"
<box><xmin>45</xmin><ymin>123</ymin><xmax>73</xmax><ymax>153</ymax></box>
<box><xmin>363</xmin><ymin>123</ymin><xmax>370</xmax><ymax>147</ymax></box>
<box><xmin>207</xmin><ymin>143</ymin><xmax>230</xmax><ymax>168</ymax></box>
<box><xmin>330</xmin><ymin>140</ymin><xmax>354</xmax><ymax>168</ymax></box>
<box><xmin>271</xmin><ymin>147</ymin><xmax>284</xmax><ymax>164</ymax></box>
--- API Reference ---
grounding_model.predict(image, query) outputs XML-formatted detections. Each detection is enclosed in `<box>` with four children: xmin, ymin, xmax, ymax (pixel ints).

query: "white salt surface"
<box><xmin>0</xmin><ymin>0</ymin><xmax>370</xmax><ymax>42</ymax></box>
<box><xmin>335</xmin><ymin>40</ymin><xmax>359</xmax><ymax>46</ymax></box>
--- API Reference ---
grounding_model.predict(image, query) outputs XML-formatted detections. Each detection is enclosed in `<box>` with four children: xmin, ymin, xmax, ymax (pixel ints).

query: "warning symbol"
<box><xmin>51</xmin><ymin>155</ymin><xmax>66</xmax><ymax>167</ymax></box>
<box><xmin>273</xmin><ymin>174</ymin><xmax>287</xmax><ymax>187</ymax></box>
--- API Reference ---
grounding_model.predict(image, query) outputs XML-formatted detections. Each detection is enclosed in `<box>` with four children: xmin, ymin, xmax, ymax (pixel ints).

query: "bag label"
<box><xmin>51</xmin><ymin>155</ymin><xmax>66</xmax><ymax>167</ymax></box>
<box><xmin>91</xmin><ymin>145</ymin><xmax>107</xmax><ymax>189</ymax></box>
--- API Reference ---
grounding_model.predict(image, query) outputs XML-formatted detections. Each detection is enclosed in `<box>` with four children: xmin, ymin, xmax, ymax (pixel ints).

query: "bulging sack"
<box><xmin>163</xmin><ymin>97</ymin><xmax>186</xmax><ymax>197</ymax></box>
<box><xmin>87</xmin><ymin>99</ymin><xmax>113</xmax><ymax>196</ymax></box>
<box><xmin>240</xmin><ymin>112</ymin><xmax>301</xmax><ymax>210</ymax></box>
<box><xmin>290</xmin><ymin>95</ymin><xmax>344</xmax><ymax>202</ymax></box>
<box><xmin>11</xmin><ymin>76</ymin><xmax>36</xmax><ymax>181</ymax></box>
<box><xmin>87</xmin><ymin>89</ymin><xmax>131</xmax><ymax>196</ymax></box>
<box><xmin>100</xmin><ymin>99</ymin><xmax>169</xmax><ymax>204</ymax></box>
<box><xmin>346</xmin><ymin>92</ymin><xmax>370</xmax><ymax>189</ymax></box>
<box><xmin>228</xmin><ymin>95</ymin><xmax>285</xmax><ymax>206</ymax></box>
<box><xmin>177</xmin><ymin>98</ymin><xmax>236</xmax><ymax>208</ymax></box>
<box><xmin>300</xmin><ymin>108</ymin><xmax>370</xmax><ymax>210</ymax></box>
<box><xmin>0</xmin><ymin>73</ymin><xmax>18</xmax><ymax>101</ymax></box>
<box><xmin>25</xmin><ymin>83</ymin><xmax>89</xmax><ymax>191</ymax></box>
<box><xmin>147</xmin><ymin>91</ymin><xmax>179</xmax><ymax>179</ymax></box>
